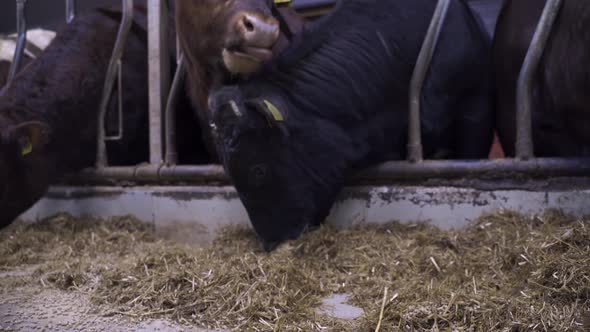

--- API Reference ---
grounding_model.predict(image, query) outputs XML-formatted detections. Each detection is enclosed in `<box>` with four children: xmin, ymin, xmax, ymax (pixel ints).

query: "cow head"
<box><xmin>0</xmin><ymin>121</ymin><xmax>51</xmax><ymax>228</ymax></box>
<box><xmin>209</xmin><ymin>86</ymin><xmax>348</xmax><ymax>251</ymax></box>
<box><xmin>176</xmin><ymin>0</ymin><xmax>283</xmax><ymax>75</ymax></box>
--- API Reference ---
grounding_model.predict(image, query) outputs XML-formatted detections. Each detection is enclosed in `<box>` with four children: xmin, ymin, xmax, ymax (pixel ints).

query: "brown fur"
<box><xmin>176</xmin><ymin>0</ymin><xmax>307</xmax><ymax>160</ymax></box>
<box><xmin>0</xmin><ymin>6</ymin><xmax>151</xmax><ymax>228</ymax></box>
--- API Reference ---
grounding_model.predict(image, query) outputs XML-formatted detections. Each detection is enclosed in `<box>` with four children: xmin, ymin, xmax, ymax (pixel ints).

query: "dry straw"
<box><xmin>1</xmin><ymin>209</ymin><xmax>589</xmax><ymax>331</ymax></box>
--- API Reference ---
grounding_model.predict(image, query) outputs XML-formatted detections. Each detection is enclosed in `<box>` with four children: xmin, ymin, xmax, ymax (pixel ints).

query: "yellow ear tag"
<box><xmin>21</xmin><ymin>140</ymin><xmax>33</xmax><ymax>156</ymax></box>
<box><xmin>274</xmin><ymin>0</ymin><xmax>291</xmax><ymax>4</ymax></box>
<box><xmin>263</xmin><ymin>100</ymin><xmax>284</xmax><ymax>122</ymax></box>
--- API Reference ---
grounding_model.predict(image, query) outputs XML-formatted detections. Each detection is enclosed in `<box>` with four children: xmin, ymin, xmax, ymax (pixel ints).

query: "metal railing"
<box><xmin>4</xmin><ymin>0</ymin><xmax>587</xmax><ymax>186</ymax></box>
<box><xmin>96</xmin><ymin>0</ymin><xmax>134</xmax><ymax>167</ymax></box>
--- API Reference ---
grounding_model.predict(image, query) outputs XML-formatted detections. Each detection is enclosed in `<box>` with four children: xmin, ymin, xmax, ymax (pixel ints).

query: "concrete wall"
<box><xmin>19</xmin><ymin>184</ymin><xmax>590</xmax><ymax>245</ymax></box>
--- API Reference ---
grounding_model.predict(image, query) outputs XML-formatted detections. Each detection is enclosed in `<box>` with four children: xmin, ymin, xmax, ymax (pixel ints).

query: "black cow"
<box><xmin>493</xmin><ymin>0</ymin><xmax>590</xmax><ymax>157</ymax></box>
<box><xmin>0</xmin><ymin>5</ymin><xmax>206</xmax><ymax>229</ymax></box>
<box><xmin>209</xmin><ymin>0</ymin><xmax>494</xmax><ymax>251</ymax></box>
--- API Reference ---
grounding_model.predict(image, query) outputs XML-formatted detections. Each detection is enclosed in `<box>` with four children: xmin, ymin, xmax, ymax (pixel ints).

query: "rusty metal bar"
<box><xmin>164</xmin><ymin>55</ymin><xmax>186</xmax><ymax>165</ymax></box>
<box><xmin>96</xmin><ymin>0</ymin><xmax>134</xmax><ymax>167</ymax></box>
<box><xmin>515</xmin><ymin>0</ymin><xmax>563</xmax><ymax>160</ymax></box>
<box><xmin>7</xmin><ymin>0</ymin><xmax>27</xmax><ymax>84</ymax></box>
<box><xmin>66</xmin><ymin>158</ymin><xmax>590</xmax><ymax>185</ymax></box>
<box><xmin>65</xmin><ymin>0</ymin><xmax>76</xmax><ymax>23</ymax></box>
<box><xmin>147</xmin><ymin>0</ymin><xmax>171</xmax><ymax>165</ymax></box>
<box><xmin>407</xmin><ymin>0</ymin><xmax>451</xmax><ymax>163</ymax></box>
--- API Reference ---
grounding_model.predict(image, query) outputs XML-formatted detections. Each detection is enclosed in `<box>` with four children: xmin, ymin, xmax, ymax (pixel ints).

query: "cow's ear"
<box><xmin>9</xmin><ymin>121</ymin><xmax>51</xmax><ymax>156</ymax></box>
<box><xmin>245</xmin><ymin>97</ymin><xmax>290</xmax><ymax>136</ymax></box>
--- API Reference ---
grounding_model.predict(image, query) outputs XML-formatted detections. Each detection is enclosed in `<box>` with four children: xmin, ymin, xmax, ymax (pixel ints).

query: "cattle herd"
<box><xmin>0</xmin><ymin>0</ymin><xmax>588</xmax><ymax>251</ymax></box>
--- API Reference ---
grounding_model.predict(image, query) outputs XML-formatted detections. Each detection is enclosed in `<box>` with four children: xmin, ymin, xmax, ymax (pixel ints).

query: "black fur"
<box><xmin>210</xmin><ymin>0</ymin><xmax>494</xmax><ymax>251</ymax></box>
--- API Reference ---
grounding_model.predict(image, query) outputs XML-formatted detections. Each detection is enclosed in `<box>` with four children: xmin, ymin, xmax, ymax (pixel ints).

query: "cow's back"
<box><xmin>266</xmin><ymin>0</ymin><xmax>494</xmax><ymax>160</ymax></box>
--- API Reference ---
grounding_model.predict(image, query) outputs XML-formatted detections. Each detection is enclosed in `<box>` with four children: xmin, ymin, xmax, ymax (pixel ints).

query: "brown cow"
<box><xmin>176</xmin><ymin>0</ymin><xmax>307</xmax><ymax>160</ymax></box>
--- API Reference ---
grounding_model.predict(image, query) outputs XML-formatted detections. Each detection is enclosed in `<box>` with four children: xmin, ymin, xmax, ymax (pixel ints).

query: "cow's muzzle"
<box><xmin>222</xmin><ymin>12</ymin><xmax>280</xmax><ymax>73</ymax></box>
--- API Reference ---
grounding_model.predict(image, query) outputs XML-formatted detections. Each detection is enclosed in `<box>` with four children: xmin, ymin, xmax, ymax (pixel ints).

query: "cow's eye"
<box><xmin>248</xmin><ymin>164</ymin><xmax>269</xmax><ymax>187</ymax></box>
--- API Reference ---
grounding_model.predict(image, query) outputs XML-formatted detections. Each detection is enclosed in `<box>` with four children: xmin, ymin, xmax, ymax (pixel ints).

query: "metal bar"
<box><xmin>96</xmin><ymin>0</ymin><xmax>134</xmax><ymax>167</ymax></box>
<box><xmin>176</xmin><ymin>31</ymin><xmax>181</xmax><ymax>63</ymax></box>
<box><xmin>105</xmin><ymin>60</ymin><xmax>124</xmax><ymax>141</ymax></box>
<box><xmin>164</xmin><ymin>55</ymin><xmax>186</xmax><ymax>165</ymax></box>
<box><xmin>515</xmin><ymin>0</ymin><xmax>563</xmax><ymax>160</ymax></box>
<box><xmin>407</xmin><ymin>0</ymin><xmax>451</xmax><ymax>163</ymax></box>
<box><xmin>65</xmin><ymin>0</ymin><xmax>76</xmax><ymax>24</ymax></box>
<box><xmin>7</xmin><ymin>0</ymin><xmax>27</xmax><ymax>84</ymax></box>
<box><xmin>354</xmin><ymin>158</ymin><xmax>590</xmax><ymax>181</ymax></box>
<box><xmin>148</xmin><ymin>0</ymin><xmax>171</xmax><ymax>165</ymax></box>
<box><xmin>66</xmin><ymin>158</ymin><xmax>590</xmax><ymax>185</ymax></box>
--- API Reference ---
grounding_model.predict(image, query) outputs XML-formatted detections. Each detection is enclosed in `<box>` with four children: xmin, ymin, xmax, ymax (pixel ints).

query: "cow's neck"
<box><xmin>183</xmin><ymin>59</ymin><xmax>226</xmax><ymax>161</ymax></box>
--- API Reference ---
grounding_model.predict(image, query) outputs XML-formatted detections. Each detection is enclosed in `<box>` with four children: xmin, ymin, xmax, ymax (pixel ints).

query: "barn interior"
<box><xmin>0</xmin><ymin>0</ymin><xmax>589</xmax><ymax>331</ymax></box>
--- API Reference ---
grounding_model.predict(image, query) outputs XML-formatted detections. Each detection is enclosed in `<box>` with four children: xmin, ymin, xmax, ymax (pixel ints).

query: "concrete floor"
<box><xmin>0</xmin><ymin>266</ymin><xmax>363</xmax><ymax>331</ymax></box>
<box><xmin>0</xmin><ymin>287</ymin><xmax>227</xmax><ymax>332</ymax></box>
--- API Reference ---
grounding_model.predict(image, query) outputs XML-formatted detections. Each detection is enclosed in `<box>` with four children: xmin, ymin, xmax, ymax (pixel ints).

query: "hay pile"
<box><xmin>0</xmin><ymin>210</ymin><xmax>589</xmax><ymax>331</ymax></box>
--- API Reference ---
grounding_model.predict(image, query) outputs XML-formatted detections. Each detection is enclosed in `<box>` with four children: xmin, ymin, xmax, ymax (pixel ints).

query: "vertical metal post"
<box><xmin>96</xmin><ymin>0</ymin><xmax>134</xmax><ymax>168</ymax></box>
<box><xmin>148</xmin><ymin>0</ymin><xmax>170</xmax><ymax>165</ymax></box>
<box><xmin>65</xmin><ymin>0</ymin><xmax>77</xmax><ymax>24</ymax></box>
<box><xmin>515</xmin><ymin>0</ymin><xmax>563</xmax><ymax>160</ymax></box>
<box><xmin>165</xmin><ymin>55</ymin><xmax>185</xmax><ymax>165</ymax></box>
<box><xmin>407</xmin><ymin>0</ymin><xmax>450</xmax><ymax>163</ymax></box>
<box><xmin>7</xmin><ymin>0</ymin><xmax>28</xmax><ymax>84</ymax></box>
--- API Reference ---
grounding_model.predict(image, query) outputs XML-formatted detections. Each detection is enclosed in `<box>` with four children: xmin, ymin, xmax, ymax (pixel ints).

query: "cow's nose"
<box><xmin>234</xmin><ymin>12</ymin><xmax>280</xmax><ymax>48</ymax></box>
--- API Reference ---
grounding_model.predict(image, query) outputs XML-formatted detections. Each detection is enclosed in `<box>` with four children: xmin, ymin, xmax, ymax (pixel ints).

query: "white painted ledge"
<box><xmin>19</xmin><ymin>185</ymin><xmax>590</xmax><ymax>241</ymax></box>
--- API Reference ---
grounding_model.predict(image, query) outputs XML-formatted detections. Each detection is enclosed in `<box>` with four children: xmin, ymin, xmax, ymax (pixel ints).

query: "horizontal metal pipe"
<box><xmin>407</xmin><ymin>0</ymin><xmax>451</xmax><ymax>163</ymax></box>
<box><xmin>65</xmin><ymin>158</ymin><xmax>590</xmax><ymax>185</ymax></box>
<box><xmin>515</xmin><ymin>0</ymin><xmax>563</xmax><ymax>160</ymax></box>
<box><xmin>7</xmin><ymin>0</ymin><xmax>27</xmax><ymax>84</ymax></box>
<box><xmin>353</xmin><ymin>158</ymin><xmax>590</xmax><ymax>181</ymax></box>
